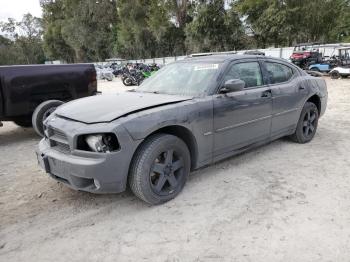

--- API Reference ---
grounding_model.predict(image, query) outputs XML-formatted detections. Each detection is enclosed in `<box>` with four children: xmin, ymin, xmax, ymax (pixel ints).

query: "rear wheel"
<box><xmin>122</xmin><ymin>77</ymin><xmax>133</xmax><ymax>86</ymax></box>
<box><xmin>330</xmin><ymin>70</ymin><xmax>341</xmax><ymax>79</ymax></box>
<box><xmin>290</xmin><ymin>102</ymin><xmax>319</xmax><ymax>144</ymax></box>
<box><xmin>129</xmin><ymin>134</ymin><xmax>191</xmax><ymax>205</ymax></box>
<box><xmin>32</xmin><ymin>100</ymin><xmax>64</xmax><ymax>137</ymax></box>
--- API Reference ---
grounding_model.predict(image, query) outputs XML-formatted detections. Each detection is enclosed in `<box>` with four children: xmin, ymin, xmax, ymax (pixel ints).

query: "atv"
<box><xmin>290</xmin><ymin>43</ymin><xmax>323</xmax><ymax>69</ymax></box>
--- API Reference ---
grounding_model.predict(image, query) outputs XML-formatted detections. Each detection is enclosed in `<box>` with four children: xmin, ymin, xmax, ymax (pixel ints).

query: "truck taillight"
<box><xmin>90</xmin><ymin>71</ymin><xmax>97</xmax><ymax>83</ymax></box>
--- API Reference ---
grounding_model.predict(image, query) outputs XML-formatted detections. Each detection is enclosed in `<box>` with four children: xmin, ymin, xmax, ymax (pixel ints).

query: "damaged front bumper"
<box><xmin>36</xmin><ymin>116</ymin><xmax>140</xmax><ymax>193</ymax></box>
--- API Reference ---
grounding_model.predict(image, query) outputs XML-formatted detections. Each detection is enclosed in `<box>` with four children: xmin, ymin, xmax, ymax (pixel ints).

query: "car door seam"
<box><xmin>273</xmin><ymin>107</ymin><xmax>299</xmax><ymax>117</ymax></box>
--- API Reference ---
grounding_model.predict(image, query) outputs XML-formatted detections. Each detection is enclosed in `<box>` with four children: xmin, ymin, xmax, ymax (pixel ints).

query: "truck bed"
<box><xmin>0</xmin><ymin>64</ymin><xmax>97</xmax><ymax>120</ymax></box>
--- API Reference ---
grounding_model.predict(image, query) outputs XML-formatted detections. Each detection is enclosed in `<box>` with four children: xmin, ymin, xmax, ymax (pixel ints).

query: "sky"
<box><xmin>0</xmin><ymin>0</ymin><xmax>42</xmax><ymax>22</ymax></box>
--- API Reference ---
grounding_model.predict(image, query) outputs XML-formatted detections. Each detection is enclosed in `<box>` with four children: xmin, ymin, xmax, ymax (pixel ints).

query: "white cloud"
<box><xmin>0</xmin><ymin>0</ymin><xmax>42</xmax><ymax>22</ymax></box>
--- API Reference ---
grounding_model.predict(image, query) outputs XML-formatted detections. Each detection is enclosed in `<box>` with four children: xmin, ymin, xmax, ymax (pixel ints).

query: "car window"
<box><xmin>137</xmin><ymin>62</ymin><xmax>222</xmax><ymax>96</ymax></box>
<box><xmin>265</xmin><ymin>62</ymin><xmax>294</xmax><ymax>84</ymax></box>
<box><xmin>224</xmin><ymin>62</ymin><xmax>263</xmax><ymax>88</ymax></box>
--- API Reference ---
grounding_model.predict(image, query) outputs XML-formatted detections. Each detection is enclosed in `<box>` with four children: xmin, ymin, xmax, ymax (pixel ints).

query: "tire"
<box><xmin>129</xmin><ymin>134</ymin><xmax>191</xmax><ymax>205</ymax></box>
<box><xmin>290</xmin><ymin>102</ymin><xmax>319</xmax><ymax>144</ymax></box>
<box><xmin>330</xmin><ymin>70</ymin><xmax>340</xmax><ymax>79</ymax></box>
<box><xmin>32</xmin><ymin>100</ymin><xmax>64</xmax><ymax>137</ymax></box>
<box><xmin>122</xmin><ymin>77</ymin><xmax>133</xmax><ymax>86</ymax></box>
<box><xmin>310</xmin><ymin>67</ymin><xmax>320</xmax><ymax>72</ymax></box>
<box><xmin>13</xmin><ymin>116</ymin><xmax>32</xmax><ymax>127</ymax></box>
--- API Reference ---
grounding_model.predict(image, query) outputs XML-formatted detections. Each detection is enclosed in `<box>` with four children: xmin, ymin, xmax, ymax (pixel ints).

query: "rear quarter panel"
<box><xmin>303</xmin><ymin>75</ymin><xmax>328</xmax><ymax>116</ymax></box>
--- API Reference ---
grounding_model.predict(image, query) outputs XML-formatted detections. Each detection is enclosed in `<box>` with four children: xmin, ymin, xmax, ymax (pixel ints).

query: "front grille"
<box><xmin>51</xmin><ymin>140</ymin><xmax>71</xmax><ymax>153</ymax></box>
<box><xmin>46</xmin><ymin>126</ymin><xmax>71</xmax><ymax>154</ymax></box>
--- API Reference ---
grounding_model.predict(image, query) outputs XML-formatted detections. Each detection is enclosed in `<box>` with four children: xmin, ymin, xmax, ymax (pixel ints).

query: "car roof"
<box><xmin>181</xmin><ymin>54</ymin><xmax>286</xmax><ymax>63</ymax></box>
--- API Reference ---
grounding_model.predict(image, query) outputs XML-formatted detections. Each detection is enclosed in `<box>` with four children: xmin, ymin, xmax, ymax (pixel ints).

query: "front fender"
<box><xmin>122</xmin><ymin>105</ymin><xmax>192</xmax><ymax>140</ymax></box>
<box><xmin>120</xmin><ymin>98</ymin><xmax>214</xmax><ymax>168</ymax></box>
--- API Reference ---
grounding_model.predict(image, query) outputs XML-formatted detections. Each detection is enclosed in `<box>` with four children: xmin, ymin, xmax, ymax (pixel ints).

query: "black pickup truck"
<box><xmin>0</xmin><ymin>64</ymin><xmax>97</xmax><ymax>136</ymax></box>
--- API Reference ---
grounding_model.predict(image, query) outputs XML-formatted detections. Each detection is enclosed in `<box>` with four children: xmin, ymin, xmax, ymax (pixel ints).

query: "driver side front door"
<box><xmin>213</xmin><ymin>60</ymin><xmax>273</xmax><ymax>160</ymax></box>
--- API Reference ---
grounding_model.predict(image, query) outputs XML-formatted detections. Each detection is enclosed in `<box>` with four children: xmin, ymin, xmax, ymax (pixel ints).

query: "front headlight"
<box><xmin>77</xmin><ymin>133</ymin><xmax>119</xmax><ymax>153</ymax></box>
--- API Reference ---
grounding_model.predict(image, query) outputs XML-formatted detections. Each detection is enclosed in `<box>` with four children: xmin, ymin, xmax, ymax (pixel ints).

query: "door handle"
<box><xmin>261</xmin><ymin>90</ymin><xmax>272</xmax><ymax>98</ymax></box>
<box><xmin>299</xmin><ymin>85</ymin><xmax>306</xmax><ymax>90</ymax></box>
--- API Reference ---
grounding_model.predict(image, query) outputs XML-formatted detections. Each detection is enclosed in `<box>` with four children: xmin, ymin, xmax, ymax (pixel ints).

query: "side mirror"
<box><xmin>220</xmin><ymin>79</ymin><xmax>245</xmax><ymax>93</ymax></box>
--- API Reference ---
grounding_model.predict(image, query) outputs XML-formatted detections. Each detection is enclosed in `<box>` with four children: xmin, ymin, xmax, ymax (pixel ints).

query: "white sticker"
<box><xmin>194</xmin><ymin>64</ymin><xmax>219</xmax><ymax>71</ymax></box>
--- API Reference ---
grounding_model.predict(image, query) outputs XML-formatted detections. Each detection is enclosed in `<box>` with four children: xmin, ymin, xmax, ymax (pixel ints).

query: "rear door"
<box><xmin>213</xmin><ymin>60</ymin><xmax>273</xmax><ymax>158</ymax></box>
<box><xmin>261</xmin><ymin>60</ymin><xmax>306</xmax><ymax>138</ymax></box>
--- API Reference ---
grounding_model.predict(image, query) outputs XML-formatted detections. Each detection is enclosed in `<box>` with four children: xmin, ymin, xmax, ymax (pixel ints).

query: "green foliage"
<box><xmin>235</xmin><ymin>0</ymin><xmax>350</xmax><ymax>47</ymax></box>
<box><xmin>115</xmin><ymin>0</ymin><xmax>187</xmax><ymax>58</ymax></box>
<box><xmin>185</xmin><ymin>0</ymin><xmax>244</xmax><ymax>52</ymax></box>
<box><xmin>0</xmin><ymin>14</ymin><xmax>45</xmax><ymax>65</ymax></box>
<box><xmin>42</xmin><ymin>0</ymin><xmax>118</xmax><ymax>62</ymax></box>
<box><xmin>1</xmin><ymin>0</ymin><xmax>350</xmax><ymax>64</ymax></box>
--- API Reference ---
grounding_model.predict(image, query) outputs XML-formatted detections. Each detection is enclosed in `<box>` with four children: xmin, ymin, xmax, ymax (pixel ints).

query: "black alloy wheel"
<box><xmin>129</xmin><ymin>134</ymin><xmax>191</xmax><ymax>205</ymax></box>
<box><xmin>302</xmin><ymin>109</ymin><xmax>317</xmax><ymax>139</ymax></box>
<box><xmin>290</xmin><ymin>102</ymin><xmax>319</xmax><ymax>144</ymax></box>
<box><xmin>150</xmin><ymin>149</ymin><xmax>185</xmax><ymax>196</ymax></box>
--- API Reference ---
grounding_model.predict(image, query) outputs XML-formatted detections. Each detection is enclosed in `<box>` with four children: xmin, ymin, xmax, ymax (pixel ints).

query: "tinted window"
<box><xmin>265</xmin><ymin>62</ymin><xmax>294</xmax><ymax>84</ymax></box>
<box><xmin>224</xmin><ymin>62</ymin><xmax>263</xmax><ymax>88</ymax></box>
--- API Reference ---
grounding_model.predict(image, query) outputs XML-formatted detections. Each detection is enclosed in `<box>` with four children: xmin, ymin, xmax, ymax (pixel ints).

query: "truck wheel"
<box><xmin>129</xmin><ymin>134</ymin><xmax>191</xmax><ymax>205</ymax></box>
<box><xmin>32</xmin><ymin>100</ymin><xmax>64</xmax><ymax>137</ymax></box>
<box><xmin>330</xmin><ymin>70</ymin><xmax>340</xmax><ymax>79</ymax></box>
<box><xmin>290</xmin><ymin>102</ymin><xmax>319</xmax><ymax>144</ymax></box>
<box><xmin>13</xmin><ymin>116</ymin><xmax>32</xmax><ymax>127</ymax></box>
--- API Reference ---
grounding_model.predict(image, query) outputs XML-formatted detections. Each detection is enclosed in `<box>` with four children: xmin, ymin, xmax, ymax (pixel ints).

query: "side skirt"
<box><xmin>209</xmin><ymin>128</ymin><xmax>295</xmax><ymax>166</ymax></box>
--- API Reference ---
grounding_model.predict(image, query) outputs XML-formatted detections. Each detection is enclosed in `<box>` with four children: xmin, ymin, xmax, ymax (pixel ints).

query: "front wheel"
<box><xmin>32</xmin><ymin>100</ymin><xmax>64</xmax><ymax>137</ymax></box>
<box><xmin>129</xmin><ymin>134</ymin><xmax>191</xmax><ymax>205</ymax></box>
<box><xmin>290</xmin><ymin>102</ymin><xmax>319</xmax><ymax>144</ymax></box>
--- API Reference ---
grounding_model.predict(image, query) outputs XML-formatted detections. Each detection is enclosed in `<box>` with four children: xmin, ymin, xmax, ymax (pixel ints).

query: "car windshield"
<box><xmin>136</xmin><ymin>62</ymin><xmax>221</xmax><ymax>96</ymax></box>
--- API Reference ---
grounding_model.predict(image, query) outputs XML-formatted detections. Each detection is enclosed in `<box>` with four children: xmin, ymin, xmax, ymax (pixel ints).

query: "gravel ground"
<box><xmin>1</xmin><ymin>77</ymin><xmax>350</xmax><ymax>262</ymax></box>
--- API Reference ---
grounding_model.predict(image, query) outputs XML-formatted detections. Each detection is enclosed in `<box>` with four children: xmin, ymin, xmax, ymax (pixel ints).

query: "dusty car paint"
<box><xmin>36</xmin><ymin>55</ymin><xmax>328</xmax><ymax>194</ymax></box>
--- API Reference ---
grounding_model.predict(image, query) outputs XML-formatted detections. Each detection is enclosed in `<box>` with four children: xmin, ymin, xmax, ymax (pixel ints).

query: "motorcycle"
<box><xmin>122</xmin><ymin>69</ymin><xmax>144</xmax><ymax>86</ymax></box>
<box><xmin>121</xmin><ymin>63</ymin><xmax>160</xmax><ymax>86</ymax></box>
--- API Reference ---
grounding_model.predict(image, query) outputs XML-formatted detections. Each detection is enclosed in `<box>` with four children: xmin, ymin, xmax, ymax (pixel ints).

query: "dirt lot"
<box><xmin>1</xmin><ymin>78</ymin><xmax>350</xmax><ymax>262</ymax></box>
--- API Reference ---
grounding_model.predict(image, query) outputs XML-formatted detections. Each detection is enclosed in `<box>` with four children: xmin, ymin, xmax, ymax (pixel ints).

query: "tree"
<box><xmin>235</xmin><ymin>0</ymin><xmax>348</xmax><ymax>47</ymax></box>
<box><xmin>41</xmin><ymin>0</ymin><xmax>75</xmax><ymax>62</ymax></box>
<box><xmin>41</xmin><ymin>0</ymin><xmax>118</xmax><ymax>62</ymax></box>
<box><xmin>0</xmin><ymin>14</ymin><xmax>45</xmax><ymax>65</ymax></box>
<box><xmin>185</xmin><ymin>0</ymin><xmax>244</xmax><ymax>53</ymax></box>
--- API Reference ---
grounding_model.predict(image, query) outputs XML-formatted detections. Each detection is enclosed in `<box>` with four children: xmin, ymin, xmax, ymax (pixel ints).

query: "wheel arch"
<box><xmin>306</xmin><ymin>94</ymin><xmax>321</xmax><ymax>113</ymax></box>
<box><xmin>133</xmin><ymin>125</ymin><xmax>199</xmax><ymax>171</ymax></box>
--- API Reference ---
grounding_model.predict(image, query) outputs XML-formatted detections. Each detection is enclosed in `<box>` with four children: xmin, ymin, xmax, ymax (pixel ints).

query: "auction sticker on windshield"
<box><xmin>194</xmin><ymin>64</ymin><xmax>219</xmax><ymax>71</ymax></box>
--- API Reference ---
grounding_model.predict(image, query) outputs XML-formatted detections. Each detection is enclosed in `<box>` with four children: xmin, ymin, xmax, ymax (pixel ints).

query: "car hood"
<box><xmin>55</xmin><ymin>92</ymin><xmax>192</xmax><ymax>124</ymax></box>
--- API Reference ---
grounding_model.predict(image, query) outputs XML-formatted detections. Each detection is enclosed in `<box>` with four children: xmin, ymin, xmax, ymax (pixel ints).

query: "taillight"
<box><xmin>90</xmin><ymin>71</ymin><xmax>97</xmax><ymax>83</ymax></box>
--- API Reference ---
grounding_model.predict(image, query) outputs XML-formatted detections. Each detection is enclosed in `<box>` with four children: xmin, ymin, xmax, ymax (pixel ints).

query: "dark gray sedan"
<box><xmin>36</xmin><ymin>55</ymin><xmax>328</xmax><ymax>204</ymax></box>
